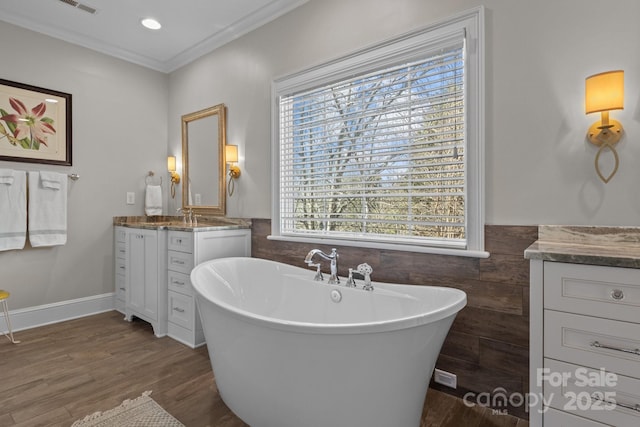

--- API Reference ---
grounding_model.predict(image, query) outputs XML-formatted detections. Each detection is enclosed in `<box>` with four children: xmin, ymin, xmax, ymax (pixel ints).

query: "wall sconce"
<box><xmin>225</xmin><ymin>145</ymin><xmax>241</xmax><ymax>196</ymax></box>
<box><xmin>585</xmin><ymin>70</ymin><xmax>624</xmax><ymax>183</ymax></box>
<box><xmin>167</xmin><ymin>155</ymin><xmax>180</xmax><ymax>198</ymax></box>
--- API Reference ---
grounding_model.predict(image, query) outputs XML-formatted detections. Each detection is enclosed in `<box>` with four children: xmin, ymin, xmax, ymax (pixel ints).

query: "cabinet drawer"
<box><xmin>168</xmin><ymin>270</ymin><xmax>193</xmax><ymax>296</ymax></box>
<box><xmin>168</xmin><ymin>231</ymin><xmax>193</xmax><ymax>253</ymax></box>
<box><xmin>115</xmin><ymin>227</ymin><xmax>126</xmax><ymax>243</ymax></box>
<box><xmin>544</xmin><ymin>262</ymin><xmax>640</xmax><ymax>323</ymax></box>
<box><xmin>115</xmin><ymin>257</ymin><xmax>126</xmax><ymax>275</ymax></box>
<box><xmin>544</xmin><ymin>359</ymin><xmax>640</xmax><ymax>426</ymax></box>
<box><xmin>167</xmin><ymin>250</ymin><xmax>194</xmax><ymax>274</ymax></box>
<box><xmin>168</xmin><ymin>291</ymin><xmax>193</xmax><ymax>330</ymax></box>
<box><xmin>115</xmin><ymin>274</ymin><xmax>126</xmax><ymax>301</ymax></box>
<box><xmin>544</xmin><ymin>407</ymin><xmax>609</xmax><ymax>426</ymax></box>
<box><xmin>115</xmin><ymin>242</ymin><xmax>126</xmax><ymax>259</ymax></box>
<box><xmin>544</xmin><ymin>310</ymin><xmax>640</xmax><ymax>379</ymax></box>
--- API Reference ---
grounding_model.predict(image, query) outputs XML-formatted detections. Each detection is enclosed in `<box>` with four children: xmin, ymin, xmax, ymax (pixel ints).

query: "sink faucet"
<box><xmin>304</xmin><ymin>248</ymin><xmax>340</xmax><ymax>284</ymax></box>
<box><xmin>177</xmin><ymin>207</ymin><xmax>195</xmax><ymax>225</ymax></box>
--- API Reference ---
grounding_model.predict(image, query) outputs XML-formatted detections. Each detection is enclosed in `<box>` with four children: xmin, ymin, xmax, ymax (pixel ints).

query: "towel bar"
<box><xmin>145</xmin><ymin>171</ymin><xmax>162</xmax><ymax>185</ymax></box>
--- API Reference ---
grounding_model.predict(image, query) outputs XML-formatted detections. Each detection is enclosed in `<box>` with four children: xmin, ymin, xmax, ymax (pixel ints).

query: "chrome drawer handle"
<box><xmin>173</xmin><ymin>307</ymin><xmax>185</xmax><ymax>313</ymax></box>
<box><xmin>610</xmin><ymin>289</ymin><xmax>625</xmax><ymax>300</ymax></box>
<box><xmin>591</xmin><ymin>341</ymin><xmax>640</xmax><ymax>356</ymax></box>
<box><xmin>173</xmin><ymin>260</ymin><xmax>185</xmax><ymax>265</ymax></box>
<box><xmin>172</xmin><ymin>280</ymin><xmax>185</xmax><ymax>286</ymax></box>
<box><xmin>119</xmin><ymin>287</ymin><xmax>125</xmax><ymax>291</ymax></box>
<box><xmin>592</xmin><ymin>392</ymin><xmax>640</xmax><ymax>413</ymax></box>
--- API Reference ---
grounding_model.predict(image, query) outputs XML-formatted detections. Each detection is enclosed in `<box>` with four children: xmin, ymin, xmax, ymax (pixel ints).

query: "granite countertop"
<box><xmin>113</xmin><ymin>215</ymin><xmax>251</xmax><ymax>232</ymax></box>
<box><xmin>524</xmin><ymin>225</ymin><xmax>640</xmax><ymax>269</ymax></box>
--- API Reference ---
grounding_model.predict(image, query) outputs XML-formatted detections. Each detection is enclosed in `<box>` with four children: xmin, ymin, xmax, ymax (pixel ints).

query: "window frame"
<box><xmin>270</xmin><ymin>6</ymin><xmax>487</xmax><ymax>258</ymax></box>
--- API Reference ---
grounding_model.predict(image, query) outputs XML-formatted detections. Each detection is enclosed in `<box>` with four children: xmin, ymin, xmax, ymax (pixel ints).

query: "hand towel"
<box><xmin>0</xmin><ymin>168</ymin><xmax>15</xmax><ymax>185</ymax></box>
<box><xmin>39</xmin><ymin>170</ymin><xmax>64</xmax><ymax>190</ymax></box>
<box><xmin>145</xmin><ymin>184</ymin><xmax>162</xmax><ymax>215</ymax></box>
<box><xmin>0</xmin><ymin>169</ymin><xmax>26</xmax><ymax>251</ymax></box>
<box><xmin>28</xmin><ymin>171</ymin><xmax>67</xmax><ymax>247</ymax></box>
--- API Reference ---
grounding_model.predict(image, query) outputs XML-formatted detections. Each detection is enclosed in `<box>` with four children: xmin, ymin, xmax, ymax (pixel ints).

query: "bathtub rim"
<box><xmin>191</xmin><ymin>257</ymin><xmax>467</xmax><ymax>335</ymax></box>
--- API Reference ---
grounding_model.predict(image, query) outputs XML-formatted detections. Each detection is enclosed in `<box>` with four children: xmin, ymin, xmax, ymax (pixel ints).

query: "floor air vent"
<box><xmin>58</xmin><ymin>0</ymin><xmax>98</xmax><ymax>15</ymax></box>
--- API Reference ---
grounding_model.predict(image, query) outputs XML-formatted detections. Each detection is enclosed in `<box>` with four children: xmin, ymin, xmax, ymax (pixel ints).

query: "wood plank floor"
<box><xmin>0</xmin><ymin>311</ymin><xmax>529</xmax><ymax>426</ymax></box>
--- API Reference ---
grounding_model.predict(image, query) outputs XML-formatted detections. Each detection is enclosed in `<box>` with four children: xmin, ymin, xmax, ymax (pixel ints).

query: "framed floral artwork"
<box><xmin>0</xmin><ymin>79</ymin><xmax>72</xmax><ymax>165</ymax></box>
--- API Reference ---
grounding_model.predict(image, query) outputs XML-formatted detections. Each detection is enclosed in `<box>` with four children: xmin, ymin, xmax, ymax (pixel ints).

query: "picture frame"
<box><xmin>0</xmin><ymin>78</ymin><xmax>72</xmax><ymax>166</ymax></box>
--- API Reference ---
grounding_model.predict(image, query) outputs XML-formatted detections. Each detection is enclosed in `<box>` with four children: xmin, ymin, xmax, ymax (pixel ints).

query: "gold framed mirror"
<box><xmin>181</xmin><ymin>104</ymin><xmax>226</xmax><ymax>216</ymax></box>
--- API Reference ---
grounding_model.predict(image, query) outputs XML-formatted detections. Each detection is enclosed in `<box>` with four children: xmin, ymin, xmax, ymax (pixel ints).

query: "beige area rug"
<box><xmin>71</xmin><ymin>391</ymin><xmax>185</xmax><ymax>427</ymax></box>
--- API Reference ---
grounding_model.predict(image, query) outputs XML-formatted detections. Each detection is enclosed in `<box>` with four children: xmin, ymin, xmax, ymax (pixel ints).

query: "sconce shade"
<box><xmin>167</xmin><ymin>155</ymin><xmax>177</xmax><ymax>172</ymax></box>
<box><xmin>585</xmin><ymin>70</ymin><xmax>624</xmax><ymax>114</ymax></box>
<box><xmin>225</xmin><ymin>145</ymin><xmax>239</xmax><ymax>163</ymax></box>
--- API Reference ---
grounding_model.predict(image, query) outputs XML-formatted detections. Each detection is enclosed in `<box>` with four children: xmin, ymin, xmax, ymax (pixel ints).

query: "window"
<box><xmin>271</xmin><ymin>7</ymin><xmax>486</xmax><ymax>257</ymax></box>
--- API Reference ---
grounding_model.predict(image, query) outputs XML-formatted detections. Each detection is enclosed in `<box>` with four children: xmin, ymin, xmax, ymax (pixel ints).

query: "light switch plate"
<box><xmin>126</xmin><ymin>192</ymin><xmax>135</xmax><ymax>205</ymax></box>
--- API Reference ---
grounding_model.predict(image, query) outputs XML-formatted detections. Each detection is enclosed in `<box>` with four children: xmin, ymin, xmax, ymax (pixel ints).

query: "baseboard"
<box><xmin>0</xmin><ymin>293</ymin><xmax>116</xmax><ymax>333</ymax></box>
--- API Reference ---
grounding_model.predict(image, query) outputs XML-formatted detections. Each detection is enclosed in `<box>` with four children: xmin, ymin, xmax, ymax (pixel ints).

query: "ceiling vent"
<box><xmin>58</xmin><ymin>0</ymin><xmax>98</xmax><ymax>15</ymax></box>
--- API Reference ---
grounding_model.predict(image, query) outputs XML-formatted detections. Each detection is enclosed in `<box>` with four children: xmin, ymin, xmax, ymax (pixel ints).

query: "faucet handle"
<box><xmin>345</xmin><ymin>268</ymin><xmax>357</xmax><ymax>287</ymax></box>
<box><xmin>309</xmin><ymin>262</ymin><xmax>323</xmax><ymax>281</ymax></box>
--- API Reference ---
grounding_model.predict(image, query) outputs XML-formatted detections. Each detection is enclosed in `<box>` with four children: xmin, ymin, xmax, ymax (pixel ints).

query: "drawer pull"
<box><xmin>173</xmin><ymin>260</ymin><xmax>185</xmax><ymax>265</ymax></box>
<box><xmin>592</xmin><ymin>392</ymin><xmax>640</xmax><ymax>413</ymax></box>
<box><xmin>173</xmin><ymin>307</ymin><xmax>185</xmax><ymax>313</ymax></box>
<box><xmin>610</xmin><ymin>289</ymin><xmax>625</xmax><ymax>300</ymax></box>
<box><xmin>172</xmin><ymin>280</ymin><xmax>185</xmax><ymax>286</ymax></box>
<box><xmin>119</xmin><ymin>287</ymin><xmax>126</xmax><ymax>291</ymax></box>
<box><xmin>591</xmin><ymin>341</ymin><xmax>640</xmax><ymax>356</ymax></box>
<box><xmin>119</xmin><ymin>266</ymin><xmax>125</xmax><ymax>270</ymax></box>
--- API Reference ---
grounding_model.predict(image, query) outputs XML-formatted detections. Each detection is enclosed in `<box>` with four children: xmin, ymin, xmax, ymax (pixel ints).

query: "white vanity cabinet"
<box><xmin>114</xmin><ymin>226</ymin><xmax>127</xmax><ymax>313</ymax></box>
<box><xmin>528</xmin><ymin>257</ymin><xmax>640</xmax><ymax>426</ymax></box>
<box><xmin>167</xmin><ymin>228</ymin><xmax>251</xmax><ymax>348</ymax></box>
<box><xmin>124</xmin><ymin>228</ymin><xmax>168</xmax><ymax>338</ymax></box>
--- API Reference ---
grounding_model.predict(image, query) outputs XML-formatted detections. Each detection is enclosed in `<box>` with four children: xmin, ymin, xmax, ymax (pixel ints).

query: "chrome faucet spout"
<box><xmin>304</xmin><ymin>249</ymin><xmax>323</xmax><ymax>265</ymax></box>
<box><xmin>304</xmin><ymin>248</ymin><xmax>340</xmax><ymax>284</ymax></box>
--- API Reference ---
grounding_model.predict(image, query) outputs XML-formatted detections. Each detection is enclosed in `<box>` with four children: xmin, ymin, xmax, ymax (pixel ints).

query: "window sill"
<box><xmin>267</xmin><ymin>235</ymin><xmax>490</xmax><ymax>258</ymax></box>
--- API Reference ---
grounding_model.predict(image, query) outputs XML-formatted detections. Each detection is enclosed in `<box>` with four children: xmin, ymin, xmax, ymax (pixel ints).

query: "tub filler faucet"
<box><xmin>304</xmin><ymin>248</ymin><xmax>340</xmax><ymax>284</ymax></box>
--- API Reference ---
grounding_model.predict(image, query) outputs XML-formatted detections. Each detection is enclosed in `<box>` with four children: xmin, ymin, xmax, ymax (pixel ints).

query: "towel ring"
<box><xmin>145</xmin><ymin>171</ymin><xmax>162</xmax><ymax>186</ymax></box>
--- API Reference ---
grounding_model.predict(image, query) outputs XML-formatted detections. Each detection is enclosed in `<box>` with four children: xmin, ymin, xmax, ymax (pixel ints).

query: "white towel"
<box><xmin>39</xmin><ymin>170</ymin><xmax>63</xmax><ymax>189</ymax></box>
<box><xmin>28</xmin><ymin>171</ymin><xmax>67</xmax><ymax>247</ymax></box>
<box><xmin>0</xmin><ymin>169</ymin><xmax>26</xmax><ymax>251</ymax></box>
<box><xmin>145</xmin><ymin>184</ymin><xmax>162</xmax><ymax>215</ymax></box>
<box><xmin>0</xmin><ymin>168</ymin><xmax>15</xmax><ymax>185</ymax></box>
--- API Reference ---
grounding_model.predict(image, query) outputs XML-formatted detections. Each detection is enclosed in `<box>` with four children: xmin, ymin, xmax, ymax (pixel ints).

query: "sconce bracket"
<box><xmin>587</xmin><ymin>119</ymin><xmax>623</xmax><ymax>146</ymax></box>
<box><xmin>170</xmin><ymin>171</ymin><xmax>181</xmax><ymax>184</ymax></box>
<box><xmin>228</xmin><ymin>165</ymin><xmax>241</xmax><ymax>179</ymax></box>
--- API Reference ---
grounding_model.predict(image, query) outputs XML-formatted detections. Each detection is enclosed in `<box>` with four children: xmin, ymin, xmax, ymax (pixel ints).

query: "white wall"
<box><xmin>0</xmin><ymin>22</ymin><xmax>168</xmax><ymax>310</ymax></box>
<box><xmin>170</xmin><ymin>0</ymin><xmax>640</xmax><ymax>226</ymax></box>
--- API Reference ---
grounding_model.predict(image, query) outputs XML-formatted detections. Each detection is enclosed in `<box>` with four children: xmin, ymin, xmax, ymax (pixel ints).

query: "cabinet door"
<box><xmin>127</xmin><ymin>230</ymin><xmax>158</xmax><ymax>320</ymax></box>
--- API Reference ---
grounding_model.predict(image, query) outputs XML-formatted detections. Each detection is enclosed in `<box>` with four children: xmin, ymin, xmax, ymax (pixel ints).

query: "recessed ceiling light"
<box><xmin>141</xmin><ymin>18</ymin><xmax>161</xmax><ymax>30</ymax></box>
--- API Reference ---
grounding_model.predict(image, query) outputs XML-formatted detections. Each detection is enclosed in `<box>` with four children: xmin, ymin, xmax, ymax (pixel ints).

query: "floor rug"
<box><xmin>71</xmin><ymin>391</ymin><xmax>184</xmax><ymax>427</ymax></box>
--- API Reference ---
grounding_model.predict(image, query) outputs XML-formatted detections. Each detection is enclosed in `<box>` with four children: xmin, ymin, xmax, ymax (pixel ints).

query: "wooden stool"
<box><xmin>0</xmin><ymin>290</ymin><xmax>19</xmax><ymax>344</ymax></box>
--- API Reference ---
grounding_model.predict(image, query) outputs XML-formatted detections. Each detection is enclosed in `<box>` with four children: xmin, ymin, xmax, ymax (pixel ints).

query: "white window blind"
<box><xmin>272</xmin><ymin>8</ymin><xmax>485</xmax><ymax>255</ymax></box>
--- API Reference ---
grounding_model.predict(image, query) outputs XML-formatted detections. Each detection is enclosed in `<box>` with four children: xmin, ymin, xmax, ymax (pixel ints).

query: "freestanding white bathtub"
<box><xmin>191</xmin><ymin>257</ymin><xmax>466</xmax><ymax>427</ymax></box>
